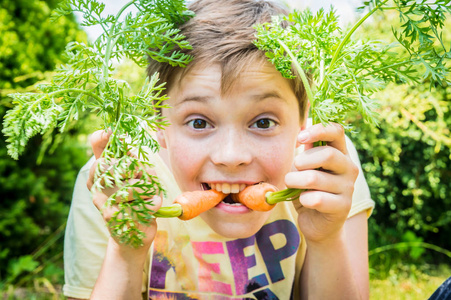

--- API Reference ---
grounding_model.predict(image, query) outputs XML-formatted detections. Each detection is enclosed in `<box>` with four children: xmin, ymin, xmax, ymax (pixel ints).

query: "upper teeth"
<box><xmin>210</xmin><ymin>183</ymin><xmax>246</xmax><ymax>194</ymax></box>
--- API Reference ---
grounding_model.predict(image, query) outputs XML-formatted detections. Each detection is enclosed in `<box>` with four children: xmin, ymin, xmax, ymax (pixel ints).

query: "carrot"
<box><xmin>175</xmin><ymin>189</ymin><xmax>226</xmax><ymax>220</ymax></box>
<box><xmin>233</xmin><ymin>184</ymin><xmax>305</xmax><ymax>210</ymax></box>
<box><xmin>232</xmin><ymin>183</ymin><xmax>278</xmax><ymax>211</ymax></box>
<box><xmin>154</xmin><ymin>189</ymin><xmax>226</xmax><ymax>220</ymax></box>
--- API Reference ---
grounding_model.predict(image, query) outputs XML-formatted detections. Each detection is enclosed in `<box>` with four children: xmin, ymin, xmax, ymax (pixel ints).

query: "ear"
<box><xmin>296</xmin><ymin>101</ymin><xmax>311</xmax><ymax>148</ymax></box>
<box><xmin>301</xmin><ymin>101</ymin><xmax>310</xmax><ymax>130</ymax></box>
<box><xmin>156</xmin><ymin>128</ymin><xmax>167</xmax><ymax>149</ymax></box>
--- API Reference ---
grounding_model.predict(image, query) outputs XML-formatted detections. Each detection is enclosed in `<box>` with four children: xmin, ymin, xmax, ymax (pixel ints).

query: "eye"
<box><xmin>187</xmin><ymin>118</ymin><xmax>212</xmax><ymax>129</ymax></box>
<box><xmin>251</xmin><ymin>118</ymin><xmax>277</xmax><ymax>129</ymax></box>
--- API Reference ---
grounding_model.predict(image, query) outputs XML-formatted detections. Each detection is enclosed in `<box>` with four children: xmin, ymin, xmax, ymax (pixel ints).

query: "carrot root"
<box><xmin>154</xmin><ymin>190</ymin><xmax>226</xmax><ymax>220</ymax></box>
<box><xmin>174</xmin><ymin>189</ymin><xmax>226</xmax><ymax>220</ymax></box>
<box><xmin>234</xmin><ymin>183</ymin><xmax>278</xmax><ymax>211</ymax></box>
<box><xmin>154</xmin><ymin>187</ymin><xmax>303</xmax><ymax>218</ymax></box>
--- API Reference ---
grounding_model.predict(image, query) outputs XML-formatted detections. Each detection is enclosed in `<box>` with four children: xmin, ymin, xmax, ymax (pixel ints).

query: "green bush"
<box><xmin>0</xmin><ymin>0</ymin><xmax>88</xmax><ymax>291</ymax></box>
<box><xmin>349</xmin><ymin>83</ymin><xmax>451</xmax><ymax>274</ymax></box>
<box><xmin>0</xmin><ymin>0</ymin><xmax>86</xmax><ymax>90</ymax></box>
<box><xmin>347</xmin><ymin>10</ymin><xmax>451</xmax><ymax>275</ymax></box>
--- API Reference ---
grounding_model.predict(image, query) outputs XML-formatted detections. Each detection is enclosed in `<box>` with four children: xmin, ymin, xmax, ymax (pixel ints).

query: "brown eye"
<box><xmin>188</xmin><ymin>119</ymin><xmax>211</xmax><ymax>129</ymax></box>
<box><xmin>252</xmin><ymin>118</ymin><xmax>276</xmax><ymax>129</ymax></box>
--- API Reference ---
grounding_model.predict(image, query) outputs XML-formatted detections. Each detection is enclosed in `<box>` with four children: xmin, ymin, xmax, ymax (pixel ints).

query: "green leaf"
<box><xmin>2</xmin><ymin>0</ymin><xmax>193</xmax><ymax>247</ymax></box>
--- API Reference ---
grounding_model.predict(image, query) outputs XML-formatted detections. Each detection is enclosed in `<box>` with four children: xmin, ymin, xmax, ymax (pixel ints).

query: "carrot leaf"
<box><xmin>2</xmin><ymin>0</ymin><xmax>193</xmax><ymax>248</ymax></box>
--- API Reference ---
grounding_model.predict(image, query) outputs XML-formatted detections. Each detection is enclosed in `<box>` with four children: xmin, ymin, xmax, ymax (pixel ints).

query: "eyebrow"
<box><xmin>175</xmin><ymin>91</ymin><xmax>286</xmax><ymax>106</ymax></box>
<box><xmin>251</xmin><ymin>91</ymin><xmax>287</xmax><ymax>103</ymax></box>
<box><xmin>174</xmin><ymin>95</ymin><xmax>213</xmax><ymax>107</ymax></box>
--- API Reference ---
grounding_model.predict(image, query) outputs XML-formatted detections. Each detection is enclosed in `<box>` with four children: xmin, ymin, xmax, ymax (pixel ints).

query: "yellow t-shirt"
<box><xmin>63</xmin><ymin>137</ymin><xmax>374</xmax><ymax>299</ymax></box>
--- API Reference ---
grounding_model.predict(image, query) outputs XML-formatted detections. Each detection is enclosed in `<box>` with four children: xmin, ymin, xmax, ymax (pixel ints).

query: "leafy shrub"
<box><xmin>0</xmin><ymin>105</ymin><xmax>89</xmax><ymax>285</ymax></box>
<box><xmin>346</xmin><ymin>10</ymin><xmax>451</xmax><ymax>275</ymax></box>
<box><xmin>349</xmin><ymin>83</ymin><xmax>451</xmax><ymax>273</ymax></box>
<box><xmin>0</xmin><ymin>0</ymin><xmax>88</xmax><ymax>290</ymax></box>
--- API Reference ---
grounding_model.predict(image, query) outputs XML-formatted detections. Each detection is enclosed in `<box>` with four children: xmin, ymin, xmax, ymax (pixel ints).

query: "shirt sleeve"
<box><xmin>63</xmin><ymin>156</ymin><xmax>109</xmax><ymax>299</ymax></box>
<box><xmin>345</xmin><ymin>136</ymin><xmax>375</xmax><ymax>218</ymax></box>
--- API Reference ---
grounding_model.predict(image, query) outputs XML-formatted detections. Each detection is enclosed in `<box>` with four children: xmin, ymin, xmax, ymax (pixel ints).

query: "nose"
<box><xmin>210</xmin><ymin>128</ymin><xmax>253</xmax><ymax>168</ymax></box>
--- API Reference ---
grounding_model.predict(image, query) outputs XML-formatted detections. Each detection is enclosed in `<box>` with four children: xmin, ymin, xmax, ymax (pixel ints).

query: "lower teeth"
<box><xmin>222</xmin><ymin>194</ymin><xmax>240</xmax><ymax>205</ymax></box>
<box><xmin>223</xmin><ymin>200</ymin><xmax>241</xmax><ymax>206</ymax></box>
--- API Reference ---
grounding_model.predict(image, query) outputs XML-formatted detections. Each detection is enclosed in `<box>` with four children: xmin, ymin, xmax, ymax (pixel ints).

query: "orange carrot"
<box><xmin>233</xmin><ymin>183</ymin><xmax>278</xmax><ymax>211</ymax></box>
<box><xmin>174</xmin><ymin>189</ymin><xmax>227</xmax><ymax>220</ymax></box>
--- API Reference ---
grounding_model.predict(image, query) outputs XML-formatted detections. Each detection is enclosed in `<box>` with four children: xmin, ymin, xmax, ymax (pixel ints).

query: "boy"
<box><xmin>63</xmin><ymin>0</ymin><xmax>375</xmax><ymax>299</ymax></box>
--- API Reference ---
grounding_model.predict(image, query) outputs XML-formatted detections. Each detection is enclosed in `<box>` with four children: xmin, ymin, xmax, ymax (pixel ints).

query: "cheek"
<box><xmin>260</xmin><ymin>139</ymin><xmax>296</xmax><ymax>186</ymax></box>
<box><xmin>166</xmin><ymin>134</ymin><xmax>204</xmax><ymax>190</ymax></box>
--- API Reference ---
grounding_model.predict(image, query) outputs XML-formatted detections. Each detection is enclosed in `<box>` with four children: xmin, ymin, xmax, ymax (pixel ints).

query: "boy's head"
<box><xmin>148</xmin><ymin>0</ymin><xmax>309</xmax><ymax>120</ymax></box>
<box><xmin>154</xmin><ymin>0</ymin><xmax>308</xmax><ymax>238</ymax></box>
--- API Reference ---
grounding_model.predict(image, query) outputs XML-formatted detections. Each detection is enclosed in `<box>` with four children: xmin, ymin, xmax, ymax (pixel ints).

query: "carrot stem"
<box><xmin>266</xmin><ymin>188</ymin><xmax>304</xmax><ymax>205</ymax></box>
<box><xmin>153</xmin><ymin>203</ymin><xmax>183</xmax><ymax>218</ymax></box>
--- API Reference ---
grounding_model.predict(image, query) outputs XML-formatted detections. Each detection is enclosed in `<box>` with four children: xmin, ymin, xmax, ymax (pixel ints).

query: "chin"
<box><xmin>209</xmin><ymin>224</ymin><xmax>262</xmax><ymax>239</ymax></box>
<box><xmin>200</xmin><ymin>211</ymin><xmax>271</xmax><ymax>239</ymax></box>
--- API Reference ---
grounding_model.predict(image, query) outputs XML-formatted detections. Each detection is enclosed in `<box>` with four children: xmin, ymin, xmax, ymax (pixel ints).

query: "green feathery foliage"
<box><xmin>254</xmin><ymin>0</ymin><xmax>450</xmax><ymax>128</ymax></box>
<box><xmin>254</xmin><ymin>0</ymin><xmax>450</xmax><ymax>204</ymax></box>
<box><xmin>2</xmin><ymin>0</ymin><xmax>193</xmax><ymax>248</ymax></box>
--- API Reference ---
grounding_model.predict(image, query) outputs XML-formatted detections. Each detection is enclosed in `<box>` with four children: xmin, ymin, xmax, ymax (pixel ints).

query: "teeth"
<box><xmin>208</xmin><ymin>183</ymin><xmax>247</xmax><ymax>194</ymax></box>
<box><xmin>222</xmin><ymin>184</ymin><xmax>231</xmax><ymax>194</ymax></box>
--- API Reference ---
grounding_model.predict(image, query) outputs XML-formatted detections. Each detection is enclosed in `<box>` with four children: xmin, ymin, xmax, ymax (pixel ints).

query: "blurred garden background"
<box><xmin>0</xmin><ymin>0</ymin><xmax>450</xmax><ymax>299</ymax></box>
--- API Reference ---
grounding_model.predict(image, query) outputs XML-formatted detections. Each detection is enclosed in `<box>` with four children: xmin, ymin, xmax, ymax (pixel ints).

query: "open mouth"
<box><xmin>202</xmin><ymin>182</ymin><xmax>246</xmax><ymax>205</ymax></box>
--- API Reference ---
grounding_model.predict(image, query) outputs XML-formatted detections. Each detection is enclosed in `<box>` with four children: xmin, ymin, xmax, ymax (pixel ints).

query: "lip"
<box><xmin>214</xmin><ymin>200</ymin><xmax>252</xmax><ymax>214</ymax></box>
<box><xmin>202</xmin><ymin>181</ymin><xmax>259</xmax><ymax>190</ymax></box>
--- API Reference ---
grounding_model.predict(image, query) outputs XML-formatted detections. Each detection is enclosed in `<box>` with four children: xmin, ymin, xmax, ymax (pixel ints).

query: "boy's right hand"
<box><xmin>86</xmin><ymin>130</ymin><xmax>162</xmax><ymax>250</ymax></box>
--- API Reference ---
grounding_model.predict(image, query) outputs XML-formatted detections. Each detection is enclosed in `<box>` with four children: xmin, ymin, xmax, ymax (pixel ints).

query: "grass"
<box><xmin>2</xmin><ymin>264</ymin><xmax>450</xmax><ymax>299</ymax></box>
<box><xmin>370</xmin><ymin>264</ymin><xmax>451</xmax><ymax>299</ymax></box>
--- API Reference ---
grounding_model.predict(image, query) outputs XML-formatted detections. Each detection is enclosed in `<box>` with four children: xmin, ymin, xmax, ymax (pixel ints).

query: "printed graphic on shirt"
<box><xmin>149</xmin><ymin>219</ymin><xmax>300</xmax><ymax>299</ymax></box>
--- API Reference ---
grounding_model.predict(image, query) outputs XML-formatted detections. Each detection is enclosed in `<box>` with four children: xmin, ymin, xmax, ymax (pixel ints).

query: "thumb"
<box><xmin>90</xmin><ymin>129</ymin><xmax>112</xmax><ymax>159</ymax></box>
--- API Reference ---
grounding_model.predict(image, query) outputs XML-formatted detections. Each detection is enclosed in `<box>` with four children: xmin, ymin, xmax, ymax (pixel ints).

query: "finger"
<box><xmin>298</xmin><ymin>190</ymin><xmax>352</xmax><ymax>215</ymax></box>
<box><xmin>98</xmin><ymin>195</ymin><xmax>163</xmax><ymax>223</ymax></box>
<box><xmin>95</xmin><ymin>178</ymin><xmax>162</xmax><ymax>202</ymax></box>
<box><xmin>293</xmin><ymin>146</ymin><xmax>355</xmax><ymax>175</ymax></box>
<box><xmin>92</xmin><ymin>190</ymin><xmax>109</xmax><ymax>212</ymax></box>
<box><xmin>90</xmin><ymin>129</ymin><xmax>112</xmax><ymax>159</ymax></box>
<box><xmin>87</xmin><ymin>156</ymin><xmax>158</xmax><ymax>191</ymax></box>
<box><xmin>87</xmin><ymin>157</ymin><xmax>116</xmax><ymax>191</ymax></box>
<box><xmin>122</xmin><ymin>178</ymin><xmax>162</xmax><ymax>202</ymax></box>
<box><xmin>297</xmin><ymin>123</ymin><xmax>347</xmax><ymax>154</ymax></box>
<box><xmin>285</xmin><ymin>170</ymin><xmax>353</xmax><ymax>195</ymax></box>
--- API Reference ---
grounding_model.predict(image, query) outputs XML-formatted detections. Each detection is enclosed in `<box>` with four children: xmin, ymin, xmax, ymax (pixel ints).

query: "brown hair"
<box><xmin>147</xmin><ymin>0</ymin><xmax>308</xmax><ymax>118</ymax></box>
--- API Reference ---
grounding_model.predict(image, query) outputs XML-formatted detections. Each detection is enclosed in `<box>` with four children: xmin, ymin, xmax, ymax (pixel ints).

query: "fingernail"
<box><xmin>298</xmin><ymin>131</ymin><xmax>309</xmax><ymax>143</ymax></box>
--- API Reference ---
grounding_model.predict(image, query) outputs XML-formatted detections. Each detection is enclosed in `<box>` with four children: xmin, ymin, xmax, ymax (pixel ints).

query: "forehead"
<box><xmin>168</xmin><ymin>60</ymin><xmax>296</xmax><ymax>99</ymax></box>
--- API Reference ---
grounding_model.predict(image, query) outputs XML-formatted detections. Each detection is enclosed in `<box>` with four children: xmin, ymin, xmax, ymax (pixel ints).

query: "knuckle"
<box><xmin>103</xmin><ymin>209</ymin><xmax>113</xmax><ymax>223</ymax></box>
<box><xmin>304</xmin><ymin>171</ymin><xmax>318</xmax><ymax>187</ymax></box>
<box><xmin>86</xmin><ymin>180</ymin><xmax>93</xmax><ymax>191</ymax></box>
<box><xmin>348</xmin><ymin>159</ymin><xmax>359</xmax><ymax>180</ymax></box>
<box><xmin>293</xmin><ymin>155</ymin><xmax>304</xmax><ymax>169</ymax></box>
<box><xmin>308</xmin><ymin>192</ymin><xmax>322</xmax><ymax>207</ymax></box>
<box><xmin>89</xmin><ymin>130</ymin><xmax>102</xmax><ymax>144</ymax></box>
<box><xmin>345</xmin><ymin>181</ymin><xmax>356</xmax><ymax>197</ymax></box>
<box><xmin>284</xmin><ymin>172</ymin><xmax>294</xmax><ymax>185</ymax></box>
<box><xmin>149</xmin><ymin>195</ymin><xmax>163</xmax><ymax>212</ymax></box>
<box><xmin>317</xmin><ymin>124</ymin><xmax>328</xmax><ymax>138</ymax></box>
<box><xmin>333</xmin><ymin>123</ymin><xmax>345</xmax><ymax>135</ymax></box>
<box><xmin>323</xmin><ymin>146</ymin><xmax>336</xmax><ymax>161</ymax></box>
<box><xmin>343</xmin><ymin>193</ymin><xmax>353</xmax><ymax>210</ymax></box>
<box><xmin>92</xmin><ymin>193</ymin><xmax>105</xmax><ymax>210</ymax></box>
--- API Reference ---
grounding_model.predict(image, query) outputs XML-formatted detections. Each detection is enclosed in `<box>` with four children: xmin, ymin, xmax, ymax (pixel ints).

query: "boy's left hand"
<box><xmin>286</xmin><ymin>122</ymin><xmax>359</xmax><ymax>245</ymax></box>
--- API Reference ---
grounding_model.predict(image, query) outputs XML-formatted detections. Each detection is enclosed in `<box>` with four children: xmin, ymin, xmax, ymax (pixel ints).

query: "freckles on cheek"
<box><xmin>169</xmin><ymin>141</ymin><xmax>200</xmax><ymax>180</ymax></box>
<box><xmin>262</xmin><ymin>143</ymin><xmax>295</xmax><ymax>183</ymax></box>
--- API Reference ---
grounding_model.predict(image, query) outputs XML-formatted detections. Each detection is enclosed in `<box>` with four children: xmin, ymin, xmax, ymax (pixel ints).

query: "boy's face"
<box><xmin>157</xmin><ymin>61</ymin><xmax>304</xmax><ymax>238</ymax></box>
